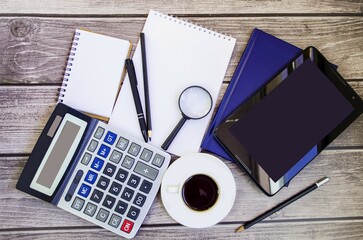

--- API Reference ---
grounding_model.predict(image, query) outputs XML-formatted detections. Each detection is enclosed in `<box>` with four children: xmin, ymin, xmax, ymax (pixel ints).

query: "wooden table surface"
<box><xmin>0</xmin><ymin>1</ymin><xmax>362</xmax><ymax>239</ymax></box>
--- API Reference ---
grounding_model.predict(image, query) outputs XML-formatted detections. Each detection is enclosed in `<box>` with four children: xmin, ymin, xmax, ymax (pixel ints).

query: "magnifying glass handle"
<box><xmin>161</xmin><ymin>117</ymin><xmax>188</xmax><ymax>150</ymax></box>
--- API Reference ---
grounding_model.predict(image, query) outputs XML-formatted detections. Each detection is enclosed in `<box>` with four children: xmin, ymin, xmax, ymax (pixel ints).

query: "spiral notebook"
<box><xmin>58</xmin><ymin>29</ymin><xmax>131</xmax><ymax>120</ymax></box>
<box><xmin>109</xmin><ymin>10</ymin><xmax>236</xmax><ymax>156</ymax></box>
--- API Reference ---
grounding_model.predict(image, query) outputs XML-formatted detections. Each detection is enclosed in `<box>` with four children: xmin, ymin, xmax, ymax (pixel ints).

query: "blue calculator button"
<box><xmin>97</xmin><ymin>144</ymin><xmax>110</xmax><ymax>158</ymax></box>
<box><xmin>104</xmin><ymin>131</ymin><xmax>117</xmax><ymax>145</ymax></box>
<box><xmin>78</xmin><ymin>183</ymin><xmax>91</xmax><ymax>198</ymax></box>
<box><xmin>91</xmin><ymin>157</ymin><xmax>104</xmax><ymax>171</ymax></box>
<box><xmin>85</xmin><ymin>170</ymin><xmax>98</xmax><ymax>184</ymax></box>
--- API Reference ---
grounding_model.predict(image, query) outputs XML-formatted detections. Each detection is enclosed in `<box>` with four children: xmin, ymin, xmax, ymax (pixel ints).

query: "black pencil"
<box><xmin>140</xmin><ymin>32</ymin><xmax>152</xmax><ymax>141</ymax></box>
<box><xmin>236</xmin><ymin>177</ymin><xmax>329</xmax><ymax>233</ymax></box>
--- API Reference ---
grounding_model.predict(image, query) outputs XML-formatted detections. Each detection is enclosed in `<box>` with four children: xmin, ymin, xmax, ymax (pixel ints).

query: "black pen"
<box><xmin>125</xmin><ymin>59</ymin><xmax>148</xmax><ymax>142</ymax></box>
<box><xmin>236</xmin><ymin>177</ymin><xmax>330</xmax><ymax>232</ymax></box>
<box><xmin>140</xmin><ymin>32</ymin><xmax>152</xmax><ymax>141</ymax></box>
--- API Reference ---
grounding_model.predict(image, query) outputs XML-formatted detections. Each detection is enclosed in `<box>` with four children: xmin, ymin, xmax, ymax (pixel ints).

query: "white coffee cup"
<box><xmin>161</xmin><ymin>153</ymin><xmax>236</xmax><ymax>228</ymax></box>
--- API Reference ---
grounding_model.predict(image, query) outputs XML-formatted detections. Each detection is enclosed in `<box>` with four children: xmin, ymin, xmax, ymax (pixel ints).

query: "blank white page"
<box><xmin>110</xmin><ymin>10</ymin><xmax>236</xmax><ymax>156</ymax></box>
<box><xmin>59</xmin><ymin>29</ymin><xmax>131</xmax><ymax>119</ymax></box>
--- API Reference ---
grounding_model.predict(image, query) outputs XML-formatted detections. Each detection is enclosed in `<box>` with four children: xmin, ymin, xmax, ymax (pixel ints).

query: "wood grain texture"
<box><xmin>0</xmin><ymin>1</ymin><xmax>362</xmax><ymax>238</ymax></box>
<box><xmin>0</xmin><ymin>83</ymin><xmax>362</xmax><ymax>154</ymax></box>
<box><xmin>0</xmin><ymin>16</ymin><xmax>362</xmax><ymax>84</ymax></box>
<box><xmin>0</xmin><ymin>0</ymin><xmax>362</xmax><ymax>15</ymax></box>
<box><xmin>1</xmin><ymin>220</ymin><xmax>362</xmax><ymax>240</ymax></box>
<box><xmin>1</xmin><ymin>149</ymin><xmax>362</xmax><ymax>229</ymax></box>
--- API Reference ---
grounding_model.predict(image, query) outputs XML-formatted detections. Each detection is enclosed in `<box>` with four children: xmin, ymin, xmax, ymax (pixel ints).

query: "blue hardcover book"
<box><xmin>202</xmin><ymin>28</ymin><xmax>337</xmax><ymax>161</ymax></box>
<box><xmin>201</xmin><ymin>28</ymin><xmax>303</xmax><ymax>161</ymax></box>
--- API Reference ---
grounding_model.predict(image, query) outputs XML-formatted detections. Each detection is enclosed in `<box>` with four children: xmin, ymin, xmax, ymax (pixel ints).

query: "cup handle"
<box><xmin>166</xmin><ymin>185</ymin><xmax>180</xmax><ymax>194</ymax></box>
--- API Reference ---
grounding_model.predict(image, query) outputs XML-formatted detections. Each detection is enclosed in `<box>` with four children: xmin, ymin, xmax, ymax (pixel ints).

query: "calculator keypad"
<box><xmin>90</xmin><ymin>189</ymin><xmax>104</xmax><ymax>203</ymax></box>
<box><xmin>85</xmin><ymin>170</ymin><xmax>98</xmax><ymax>184</ymax></box>
<box><xmin>127</xmin><ymin>206</ymin><xmax>140</xmax><ymax>220</ymax></box>
<box><xmin>96</xmin><ymin>208</ymin><xmax>110</xmax><ymax>222</ymax></box>
<box><xmin>109</xmin><ymin>181</ymin><xmax>122</xmax><ymax>196</ymax></box>
<box><xmin>109</xmin><ymin>214</ymin><xmax>122</xmax><ymax>228</ymax></box>
<box><xmin>87</xmin><ymin>140</ymin><xmax>98</xmax><ymax>152</ymax></box>
<box><xmin>81</xmin><ymin>152</ymin><xmax>92</xmax><ymax>165</ymax></box>
<box><xmin>97</xmin><ymin>176</ymin><xmax>110</xmax><ymax>190</ymax></box>
<box><xmin>115</xmin><ymin>168</ymin><xmax>128</xmax><ymax>183</ymax></box>
<box><xmin>116</xmin><ymin>137</ymin><xmax>129</xmax><ymax>150</ymax></box>
<box><xmin>115</xmin><ymin>200</ymin><xmax>128</xmax><ymax>215</ymax></box>
<box><xmin>133</xmin><ymin>193</ymin><xmax>146</xmax><ymax>207</ymax></box>
<box><xmin>140</xmin><ymin>148</ymin><xmax>153</xmax><ymax>162</ymax></box>
<box><xmin>58</xmin><ymin>122</ymin><xmax>170</xmax><ymax>238</ymax></box>
<box><xmin>140</xmin><ymin>180</ymin><xmax>153</xmax><ymax>194</ymax></box>
<box><xmin>94</xmin><ymin>127</ymin><xmax>105</xmax><ymax>139</ymax></box>
<box><xmin>128</xmin><ymin>143</ymin><xmax>141</xmax><ymax>156</ymax></box>
<box><xmin>84</xmin><ymin>202</ymin><xmax>97</xmax><ymax>217</ymax></box>
<box><xmin>121</xmin><ymin>219</ymin><xmax>134</xmax><ymax>234</ymax></box>
<box><xmin>127</xmin><ymin>174</ymin><xmax>141</xmax><ymax>188</ymax></box>
<box><xmin>103</xmin><ymin>163</ymin><xmax>117</xmax><ymax>177</ymax></box>
<box><xmin>110</xmin><ymin>150</ymin><xmax>122</xmax><ymax>164</ymax></box>
<box><xmin>121</xmin><ymin>156</ymin><xmax>135</xmax><ymax>169</ymax></box>
<box><xmin>91</xmin><ymin>157</ymin><xmax>104</xmax><ymax>171</ymax></box>
<box><xmin>104</xmin><ymin>131</ymin><xmax>117</xmax><ymax>145</ymax></box>
<box><xmin>72</xmin><ymin>197</ymin><xmax>85</xmax><ymax>211</ymax></box>
<box><xmin>152</xmin><ymin>154</ymin><xmax>165</xmax><ymax>167</ymax></box>
<box><xmin>134</xmin><ymin>162</ymin><xmax>159</xmax><ymax>180</ymax></box>
<box><xmin>121</xmin><ymin>187</ymin><xmax>135</xmax><ymax>201</ymax></box>
<box><xmin>98</xmin><ymin>144</ymin><xmax>111</xmax><ymax>158</ymax></box>
<box><xmin>103</xmin><ymin>195</ymin><xmax>116</xmax><ymax>209</ymax></box>
<box><xmin>78</xmin><ymin>184</ymin><xmax>91</xmax><ymax>198</ymax></box>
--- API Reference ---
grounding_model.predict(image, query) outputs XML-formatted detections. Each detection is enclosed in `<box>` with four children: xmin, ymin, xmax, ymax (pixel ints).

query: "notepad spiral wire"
<box><xmin>58</xmin><ymin>31</ymin><xmax>81</xmax><ymax>102</ymax></box>
<box><xmin>152</xmin><ymin>10</ymin><xmax>232</xmax><ymax>41</ymax></box>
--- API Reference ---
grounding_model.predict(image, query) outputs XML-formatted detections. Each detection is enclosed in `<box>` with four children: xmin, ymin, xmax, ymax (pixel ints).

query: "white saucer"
<box><xmin>161</xmin><ymin>153</ymin><xmax>236</xmax><ymax>228</ymax></box>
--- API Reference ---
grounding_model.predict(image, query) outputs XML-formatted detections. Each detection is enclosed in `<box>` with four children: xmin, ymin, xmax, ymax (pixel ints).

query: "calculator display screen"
<box><xmin>30</xmin><ymin>114</ymin><xmax>87</xmax><ymax>196</ymax></box>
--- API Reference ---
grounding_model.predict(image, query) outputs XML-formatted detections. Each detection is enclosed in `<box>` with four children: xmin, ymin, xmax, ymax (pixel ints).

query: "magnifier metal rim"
<box><xmin>178</xmin><ymin>85</ymin><xmax>213</xmax><ymax>120</ymax></box>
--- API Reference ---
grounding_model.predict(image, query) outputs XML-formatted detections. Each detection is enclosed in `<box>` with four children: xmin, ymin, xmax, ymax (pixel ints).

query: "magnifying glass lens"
<box><xmin>179</xmin><ymin>87</ymin><xmax>212</xmax><ymax>119</ymax></box>
<box><xmin>162</xmin><ymin>86</ymin><xmax>213</xmax><ymax>151</ymax></box>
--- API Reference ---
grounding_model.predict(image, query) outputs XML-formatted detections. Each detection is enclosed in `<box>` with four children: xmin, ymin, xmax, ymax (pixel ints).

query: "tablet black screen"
<box><xmin>230</xmin><ymin>60</ymin><xmax>354</xmax><ymax>182</ymax></box>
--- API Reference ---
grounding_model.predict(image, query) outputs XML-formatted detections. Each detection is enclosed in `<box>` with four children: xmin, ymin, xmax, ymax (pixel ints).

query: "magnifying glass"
<box><xmin>161</xmin><ymin>86</ymin><xmax>213</xmax><ymax>150</ymax></box>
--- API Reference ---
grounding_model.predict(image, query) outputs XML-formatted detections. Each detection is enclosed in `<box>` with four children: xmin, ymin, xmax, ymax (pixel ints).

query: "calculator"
<box><xmin>16</xmin><ymin>103</ymin><xmax>171</xmax><ymax>239</ymax></box>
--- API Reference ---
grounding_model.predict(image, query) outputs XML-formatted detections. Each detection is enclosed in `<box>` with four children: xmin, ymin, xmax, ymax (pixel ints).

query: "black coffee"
<box><xmin>182</xmin><ymin>174</ymin><xmax>219</xmax><ymax>211</ymax></box>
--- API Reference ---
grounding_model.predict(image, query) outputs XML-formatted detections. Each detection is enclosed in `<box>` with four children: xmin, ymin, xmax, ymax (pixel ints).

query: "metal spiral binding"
<box><xmin>58</xmin><ymin>31</ymin><xmax>81</xmax><ymax>103</ymax></box>
<box><xmin>153</xmin><ymin>10</ymin><xmax>232</xmax><ymax>41</ymax></box>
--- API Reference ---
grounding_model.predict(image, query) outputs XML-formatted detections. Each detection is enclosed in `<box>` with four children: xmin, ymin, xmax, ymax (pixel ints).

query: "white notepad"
<box><xmin>109</xmin><ymin>10</ymin><xmax>236</xmax><ymax>156</ymax></box>
<box><xmin>58</xmin><ymin>29</ymin><xmax>131</xmax><ymax>119</ymax></box>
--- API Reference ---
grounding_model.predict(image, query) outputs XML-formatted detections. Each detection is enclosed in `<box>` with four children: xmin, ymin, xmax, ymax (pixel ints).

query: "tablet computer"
<box><xmin>214</xmin><ymin>47</ymin><xmax>363</xmax><ymax>196</ymax></box>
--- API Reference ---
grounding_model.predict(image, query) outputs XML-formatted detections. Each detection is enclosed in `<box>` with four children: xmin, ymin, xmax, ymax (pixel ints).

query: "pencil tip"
<box><xmin>235</xmin><ymin>225</ymin><xmax>245</xmax><ymax>233</ymax></box>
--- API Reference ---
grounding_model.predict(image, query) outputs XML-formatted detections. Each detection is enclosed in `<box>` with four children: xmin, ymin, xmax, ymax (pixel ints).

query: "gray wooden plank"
<box><xmin>0</xmin><ymin>1</ymin><xmax>361</xmax><ymax>239</ymax></box>
<box><xmin>0</xmin><ymin>16</ymin><xmax>362</xmax><ymax>84</ymax></box>
<box><xmin>0</xmin><ymin>86</ymin><xmax>57</xmax><ymax>155</ymax></box>
<box><xmin>1</xmin><ymin>83</ymin><xmax>362</xmax><ymax>154</ymax></box>
<box><xmin>0</xmin><ymin>0</ymin><xmax>362</xmax><ymax>15</ymax></box>
<box><xmin>0</xmin><ymin>89</ymin><xmax>348</xmax><ymax>155</ymax></box>
<box><xmin>1</xmin><ymin>149</ymin><xmax>362</xmax><ymax>229</ymax></box>
<box><xmin>0</xmin><ymin>219</ymin><xmax>362</xmax><ymax>240</ymax></box>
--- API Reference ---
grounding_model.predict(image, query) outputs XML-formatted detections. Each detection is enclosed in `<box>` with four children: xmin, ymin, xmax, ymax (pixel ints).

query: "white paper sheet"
<box><xmin>109</xmin><ymin>10</ymin><xmax>236</xmax><ymax>156</ymax></box>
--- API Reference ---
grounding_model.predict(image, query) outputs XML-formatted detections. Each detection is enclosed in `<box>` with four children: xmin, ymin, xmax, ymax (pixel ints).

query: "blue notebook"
<box><xmin>201</xmin><ymin>28</ymin><xmax>309</xmax><ymax>161</ymax></box>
